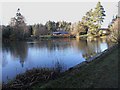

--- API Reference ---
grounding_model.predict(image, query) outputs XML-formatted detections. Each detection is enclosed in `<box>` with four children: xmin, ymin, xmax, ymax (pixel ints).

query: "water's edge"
<box><xmin>70</xmin><ymin>44</ymin><xmax>117</xmax><ymax>70</ymax></box>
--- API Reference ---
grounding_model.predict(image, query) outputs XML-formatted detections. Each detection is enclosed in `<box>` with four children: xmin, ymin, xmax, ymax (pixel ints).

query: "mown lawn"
<box><xmin>32</xmin><ymin>45</ymin><xmax>119</xmax><ymax>89</ymax></box>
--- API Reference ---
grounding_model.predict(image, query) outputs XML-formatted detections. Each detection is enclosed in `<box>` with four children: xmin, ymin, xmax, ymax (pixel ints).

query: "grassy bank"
<box><xmin>32</xmin><ymin>45</ymin><xmax>119</xmax><ymax>89</ymax></box>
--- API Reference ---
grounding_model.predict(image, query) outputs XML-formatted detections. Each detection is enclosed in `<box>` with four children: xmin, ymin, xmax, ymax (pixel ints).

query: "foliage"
<box><xmin>32</xmin><ymin>24</ymin><xmax>48</xmax><ymax>36</ymax></box>
<box><xmin>81</xmin><ymin>2</ymin><xmax>106</xmax><ymax>35</ymax></box>
<box><xmin>45</xmin><ymin>21</ymin><xmax>55</xmax><ymax>33</ymax></box>
<box><xmin>2</xmin><ymin>25</ymin><xmax>12</xmax><ymax>39</ymax></box>
<box><xmin>45</xmin><ymin>21</ymin><xmax>71</xmax><ymax>34</ymax></box>
<box><xmin>94</xmin><ymin>2</ymin><xmax>106</xmax><ymax>27</ymax></box>
<box><xmin>75</xmin><ymin>21</ymin><xmax>88</xmax><ymax>35</ymax></box>
<box><xmin>3</xmin><ymin>68</ymin><xmax>61</xmax><ymax>89</ymax></box>
<box><xmin>57</xmin><ymin>21</ymin><xmax>71</xmax><ymax>32</ymax></box>
<box><xmin>2</xmin><ymin>9</ymin><xmax>30</xmax><ymax>40</ymax></box>
<box><xmin>108</xmin><ymin>16</ymin><xmax>120</xmax><ymax>43</ymax></box>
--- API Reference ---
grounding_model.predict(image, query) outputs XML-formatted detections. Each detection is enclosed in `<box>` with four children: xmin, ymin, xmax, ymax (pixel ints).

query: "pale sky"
<box><xmin>0</xmin><ymin>1</ymin><xmax>118</xmax><ymax>28</ymax></box>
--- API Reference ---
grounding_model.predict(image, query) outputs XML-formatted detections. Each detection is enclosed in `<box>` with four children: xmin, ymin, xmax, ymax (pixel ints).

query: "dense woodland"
<box><xmin>1</xmin><ymin>2</ymin><xmax>120</xmax><ymax>42</ymax></box>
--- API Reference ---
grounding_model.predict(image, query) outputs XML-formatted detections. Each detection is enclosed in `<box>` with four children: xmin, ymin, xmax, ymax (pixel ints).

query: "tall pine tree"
<box><xmin>93</xmin><ymin>1</ymin><xmax>106</xmax><ymax>28</ymax></box>
<box><xmin>81</xmin><ymin>1</ymin><xmax>106</xmax><ymax>35</ymax></box>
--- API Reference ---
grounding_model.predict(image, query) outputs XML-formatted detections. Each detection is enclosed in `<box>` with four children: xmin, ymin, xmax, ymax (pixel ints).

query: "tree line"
<box><xmin>2</xmin><ymin>8</ymin><xmax>72</xmax><ymax>41</ymax></box>
<box><xmin>2</xmin><ymin>16</ymin><xmax>71</xmax><ymax>40</ymax></box>
<box><xmin>3</xmin><ymin>2</ymin><xmax>117</xmax><ymax>41</ymax></box>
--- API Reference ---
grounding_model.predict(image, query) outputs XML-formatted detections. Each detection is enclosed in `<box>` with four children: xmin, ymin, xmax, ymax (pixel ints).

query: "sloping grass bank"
<box><xmin>32</xmin><ymin>44</ymin><xmax>119</xmax><ymax>89</ymax></box>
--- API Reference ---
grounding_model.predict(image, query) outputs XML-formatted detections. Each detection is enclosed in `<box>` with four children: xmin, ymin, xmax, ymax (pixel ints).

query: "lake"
<box><xmin>2</xmin><ymin>38</ymin><xmax>112</xmax><ymax>83</ymax></box>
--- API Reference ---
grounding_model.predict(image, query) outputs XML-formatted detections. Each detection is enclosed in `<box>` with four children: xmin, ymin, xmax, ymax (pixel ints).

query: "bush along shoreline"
<box><xmin>2</xmin><ymin>68</ymin><xmax>62</xmax><ymax>89</ymax></box>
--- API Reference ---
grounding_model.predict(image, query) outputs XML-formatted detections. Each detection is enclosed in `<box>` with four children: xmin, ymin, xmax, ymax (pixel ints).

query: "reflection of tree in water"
<box><xmin>76</xmin><ymin>38</ymin><xmax>108</xmax><ymax>60</ymax></box>
<box><xmin>47</xmin><ymin>39</ymin><xmax>71</xmax><ymax>51</ymax></box>
<box><xmin>2</xmin><ymin>42</ymin><xmax>28</xmax><ymax>67</ymax></box>
<box><xmin>0</xmin><ymin>48</ymin><xmax>2</xmax><ymax>67</ymax></box>
<box><xmin>29</xmin><ymin>38</ymin><xmax>72</xmax><ymax>52</ymax></box>
<box><xmin>28</xmin><ymin>38</ymin><xmax>110</xmax><ymax>61</ymax></box>
<box><xmin>54</xmin><ymin>61</ymin><xmax>63</xmax><ymax>72</ymax></box>
<box><xmin>2</xmin><ymin>53</ymin><xmax>8</xmax><ymax>67</ymax></box>
<box><xmin>53</xmin><ymin>59</ymin><xmax>66</xmax><ymax>72</ymax></box>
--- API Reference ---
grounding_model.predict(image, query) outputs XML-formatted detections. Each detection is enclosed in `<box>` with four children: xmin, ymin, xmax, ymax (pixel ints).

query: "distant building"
<box><xmin>53</xmin><ymin>31</ymin><xmax>69</xmax><ymax>35</ymax></box>
<box><xmin>98</xmin><ymin>28</ymin><xmax>110</xmax><ymax>35</ymax></box>
<box><xmin>52</xmin><ymin>31</ymin><xmax>70</xmax><ymax>37</ymax></box>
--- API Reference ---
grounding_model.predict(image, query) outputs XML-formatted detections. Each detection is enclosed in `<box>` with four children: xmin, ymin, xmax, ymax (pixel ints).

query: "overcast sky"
<box><xmin>0</xmin><ymin>1</ymin><xmax>118</xmax><ymax>27</ymax></box>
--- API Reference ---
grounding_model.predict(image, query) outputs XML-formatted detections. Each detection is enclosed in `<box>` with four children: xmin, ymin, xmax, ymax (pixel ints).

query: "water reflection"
<box><xmin>2</xmin><ymin>42</ymin><xmax>28</xmax><ymax>67</ymax></box>
<box><xmin>28</xmin><ymin>39</ymin><xmax>72</xmax><ymax>51</ymax></box>
<box><xmin>0</xmin><ymin>46</ymin><xmax>2</xmax><ymax>86</ymax></box>
<box><xmin>75</xmin><ymin>38</ymin><xmax>109</xmax><ymax>60</ymax></box>
<box><xmin>2</xmin><ymin>38</ymin><xmax>112</xmax><ymax>83</ymax></box>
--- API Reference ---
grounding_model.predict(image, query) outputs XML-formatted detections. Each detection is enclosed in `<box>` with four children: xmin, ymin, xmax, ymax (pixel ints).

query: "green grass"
<box><xmin>79</xmin><ymin>34</ymin><xmax>88</xmax><ymax>37</ymax></box>
<box><xmin>32</xmin><ymin>45</ymin><xmax>119</xmax><ymax>89</ymax></box>
<box><xmin>39</xmin><ymin>35</ymin><xmax>52</xmax><ymax>38</ymax></box>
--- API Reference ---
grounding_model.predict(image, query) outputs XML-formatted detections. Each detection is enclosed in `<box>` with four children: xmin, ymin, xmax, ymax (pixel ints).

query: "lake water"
<box><xmin>2</xmin><ymin>38</ymin><xmax>112</xmax><ymax>83</ymax></box>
